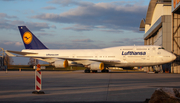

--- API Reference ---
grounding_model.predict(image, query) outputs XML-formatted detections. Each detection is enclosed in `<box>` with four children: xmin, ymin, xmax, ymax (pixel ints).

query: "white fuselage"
<box><xmin>22</xmin><ymin>45</ymin><xmax>176</xmax><ymax>67</ymax></box>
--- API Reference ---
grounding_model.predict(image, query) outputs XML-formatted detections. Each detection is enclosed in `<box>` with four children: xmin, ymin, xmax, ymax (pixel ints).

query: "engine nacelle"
<box><xmin>89</xmin><ymin>62</ymin><xmax>104</xmax><ymax>70</ymax></box>
<box><xmin>54</xmin><ymin>60</ymin><xmax>68</xmax><ymax>68</ymax></box>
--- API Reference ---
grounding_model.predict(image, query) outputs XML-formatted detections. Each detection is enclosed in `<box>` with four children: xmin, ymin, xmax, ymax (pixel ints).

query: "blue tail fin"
<box><xmin>18</xmin><ymin>26</ymin><xmax>48</xmax><ymax>49</ymax></box>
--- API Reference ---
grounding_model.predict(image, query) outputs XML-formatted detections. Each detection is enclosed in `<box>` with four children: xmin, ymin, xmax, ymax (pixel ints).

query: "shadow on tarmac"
<box><xmin>0</xmin><ymin>101</ymin><xmax>146</xmax><ymax>103</ymax></box>
<box><xmin>150</xmin><ymin>86</ymin><xmax>180</xmax><ymax>88</ymax></box>
<box><xmin>91</xmin><ymin>72</ymin><xmax>145</xmax><ymax>74</ymax></box>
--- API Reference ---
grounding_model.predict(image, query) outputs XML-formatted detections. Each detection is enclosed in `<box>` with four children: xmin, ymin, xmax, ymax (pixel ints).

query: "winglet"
<box><xmin>18</xmin><ymin>26</ymin><xmax>48</xmax><ymax>49</ymax></box>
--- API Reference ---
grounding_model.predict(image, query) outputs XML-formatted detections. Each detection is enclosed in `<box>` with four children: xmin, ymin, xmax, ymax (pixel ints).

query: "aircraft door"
<box><xmin>151</xmin><ymin>47</ymin><xmax>156</xmax><ymax>62</ymax></box>
<box><xmin>121</xmin><ymin>49</ymin><xmax>126</xmax><ymax>61</ymax></box>
<box><xmin>123</xmin><ymin>55</ymin><xmax>126</xmax><ymax>61</ymax></box>
<box><xmin>147</xmin><ymin>50</ymin><xmax>150</xmax><ymax>60</ymax></box>
<box><xmin>72</xmin><ymin>54</ymin><xmax>76</xmax><ymax>58</ymax></box>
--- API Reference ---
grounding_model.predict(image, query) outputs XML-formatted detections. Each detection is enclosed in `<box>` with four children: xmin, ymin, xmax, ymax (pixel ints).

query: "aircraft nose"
<box><xmin>171</xmin><ymin>54</ymin><xmax>176</xmax><ymax>61</ymax></box>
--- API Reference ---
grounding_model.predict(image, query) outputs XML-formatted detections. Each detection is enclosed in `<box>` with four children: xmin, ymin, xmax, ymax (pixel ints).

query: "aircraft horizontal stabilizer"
<box><xmin>5</xmin><ymin>50</ymin><xmax>16</xmax><ymax>57</ymax></box>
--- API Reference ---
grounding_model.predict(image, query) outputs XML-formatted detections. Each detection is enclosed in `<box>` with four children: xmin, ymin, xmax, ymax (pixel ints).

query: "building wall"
<box><xmin>145</xmin><ymin>15</ymin><xmax>171</xmax><ymax>47</ymax></box>
<box><xmin>154</xmin><ymin>28</ymin><xmax>163</xmax><ymax>46</ymax></box>
<box><xmin>162</xmin><ymin>15</ymin><xmax>172</xmax><ymax>52</ymax></box>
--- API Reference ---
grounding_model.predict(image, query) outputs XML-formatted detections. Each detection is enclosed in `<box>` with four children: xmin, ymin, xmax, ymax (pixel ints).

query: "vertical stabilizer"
<box><xmin>18</xmin><ymin>26</ymin><xmax>48</xmax><ymax>49</ymax></box>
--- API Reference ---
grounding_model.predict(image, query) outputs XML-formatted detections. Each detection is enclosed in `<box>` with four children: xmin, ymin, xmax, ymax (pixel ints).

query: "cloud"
<box><xmin>15</xmin><ymin>42</ymin><xmax>23</xmax><ymax>46</ymax></box>
<box><xmin>0</xmin><ymin>13</ymin><xmax>55</xmax><ymax>31</ymax></box>
<box><xmin>3</xmin><ymin>41</ymin><xmax>23</xmax><ymax>46</ymax></box>
<box><xmin>0</xmin><ymin>13</ymin><xmax>17</xmax><ymax>19</ymax></box>
<box><xmin>0</xmin><ymin>41</ymin><xmax>24</xmax><ymax>51</ymax></box>
<box><xmin>32</xmin><ymin>1</ymin><xmax>147</xmax><ymax>32</ymax></box>
<box><xmin>25</xmin><ymin>22</ymin><xmax>50</xmax><ymax>31</ymax></box>
<box><xmin>0</xmin><ymin>20</ymin><xmax>15</xmax><ymax>29</ymax></box>
<box><xmin>0</xmin><ymin>20</ymin><xmax>50</xmax><ymax>31</ymax></box>
<box><xmin>112</xmin><ymin>41</ymin><xmax>124</xmax><ymax>44</ymax></box>
<box><xmin>45</xmin><ymin>42</ymin><xmax>101</xmax><ymax>49</ymax></box>
<box><xmin>49</xmin><ymin>0</ymin><xmax>93</xmax><ymax>7</ymax></box>
<box><xmin>51</xmin><ymin>25</ymin><xmax>56</xmax><ymax>29</ymax></box>
<box><xmin>3</xmin><ymin>41</ymin><xmax>14</xmax><ymax>45</ymax></box>
<box><xmin>112</xmin><ymin>38</ymin><xmax>144</xmax><ymax>46</ymax></box>
<box><xmin>100</xmin><ymin>29</ymin><xmax>123</xmax><ymax>33</ymax></box>
<box><xmin>36</xmin><ymin>32</ymin><xmax>54</xmax><ymax>37</ymax></box>
<box><xmin>0</xmin><ymin>13</ymin><xmax>18</xmax><ymax>29</ymax></box>
<box><xmin>63</xmin><ymin>24</ymin><xmax>93</xmax><ymax>31</ymax></box>
<box><xmin>72</xmin><ymin>39</ymin><xmax>94</xmax><ymax>42</ymax></box>
<box><xmin>2</xmin><ymin>0</ymin><xmax>15</xmax><ymax>2</ymax></box>
<box><xmin>42</xmin><ymin>6</ymin><xmax>56</xmax><ymax>10</ymax></box>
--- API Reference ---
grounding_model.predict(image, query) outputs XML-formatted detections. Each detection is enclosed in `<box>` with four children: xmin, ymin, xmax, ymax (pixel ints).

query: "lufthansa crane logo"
<box><xmin>23</xmin><ymin>32</ymin><xmax>33</xmax><ymax>44</ymax></box>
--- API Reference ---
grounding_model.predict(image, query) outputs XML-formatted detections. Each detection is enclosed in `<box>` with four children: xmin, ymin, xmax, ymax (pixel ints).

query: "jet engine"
<box><xmin>89</xmin><ymin>62</ymin><xmax>104</xmax><ymax>70</ymax></box>
<box><xmin>54</xmin><ymin>60</ymin><xmax>68</xmax><ymax>68</ymax></box>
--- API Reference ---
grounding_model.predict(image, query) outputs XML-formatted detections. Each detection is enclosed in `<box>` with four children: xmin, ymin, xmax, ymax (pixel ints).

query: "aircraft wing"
<box><xmin>5</xmin><ymin>50</ymin><xmax>120</xmax><ymax>65</ymax></box>
<box><xmin>88</xmin><ymin>59</ymin><xmax>120</xmax><ymax>63</ymax></box>
<box><xmin>64</xmin><ymin>58</ymin><xmax>121</xmax><ymax>64</ymax></box>
<box><xmin>5</xmin><ymin>50</ymin><xmax>38</xmax><ymax>57</ymax></box>
<box><xmin>27</xmin><ymin>56</ymin><xmax>121</xmax><ymax>64</ymax></box>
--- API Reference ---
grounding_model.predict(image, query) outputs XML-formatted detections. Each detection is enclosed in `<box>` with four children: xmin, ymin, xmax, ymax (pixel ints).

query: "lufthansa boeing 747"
<box><xmin>5</xmin><ymin>26</ymin><xmax>176</xmax><ymax>73</ymax></box>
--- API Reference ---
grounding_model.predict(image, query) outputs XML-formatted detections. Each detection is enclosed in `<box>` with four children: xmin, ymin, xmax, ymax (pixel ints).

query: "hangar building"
<box><xmin>140</xmin><ymin>0</ymin><xmax>180</xmax><ymax>73</ymax></box>
<box><xmin>172</xmin><ymin>0</ymin><xmax>180</xmax><ymax>73</ymax></box>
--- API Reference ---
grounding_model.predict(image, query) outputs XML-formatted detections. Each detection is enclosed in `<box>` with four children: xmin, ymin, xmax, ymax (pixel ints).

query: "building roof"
<box><xmin>139</xmin><ymin>0</ymin><xmax>171</xmax><ymax>30</ymax></box>
<box><xmin>145</xmin><ymin>0</ymin><xmax>158</xmax><ymax>25</ymax></box>
<box><xmin>145</xmin><ymin>0</ymin><xmax>171</xmax><ymax>25</ymax></box>
<box><xmin>139</xmin><ymin>18</ymin><xmax>145</xmax><ymax>31</ymax></box>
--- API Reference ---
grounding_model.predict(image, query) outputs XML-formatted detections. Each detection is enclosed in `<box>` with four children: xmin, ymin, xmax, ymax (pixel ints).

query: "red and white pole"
<box><xmin>32</xmin><ymin>64</ymin><xmax>45</xmax><ymax>94</ymax></box>
<box><xmin>35</xmin><ymin>70</ymin><xmax>42</xmax><ymax>91</ymax></box>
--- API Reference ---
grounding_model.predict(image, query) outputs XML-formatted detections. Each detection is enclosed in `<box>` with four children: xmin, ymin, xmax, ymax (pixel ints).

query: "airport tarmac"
<box><xmin>0</xmin><ymin>70</ymin><xmax>180</xmax><ymax>103</ymax></box>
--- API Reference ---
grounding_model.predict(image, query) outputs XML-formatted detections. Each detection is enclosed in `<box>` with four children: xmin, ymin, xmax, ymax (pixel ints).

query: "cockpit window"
<box><xmin>158</xmin><ymin>47</ymin><xmax>164</xmax><ymax>49</ymax></box>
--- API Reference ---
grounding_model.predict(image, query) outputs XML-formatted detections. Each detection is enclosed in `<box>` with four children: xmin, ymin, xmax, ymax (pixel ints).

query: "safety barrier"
<box><xmin>32</xmin><ymin>64</ymin><xmax>45</xmax><ymax>94</ymax></box>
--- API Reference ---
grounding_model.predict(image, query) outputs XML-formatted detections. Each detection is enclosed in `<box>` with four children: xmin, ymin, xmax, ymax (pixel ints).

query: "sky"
<box><xmin>0</xmin><ymin>0</ymin><xmax>150</xmax><ymax>64</ymax></box>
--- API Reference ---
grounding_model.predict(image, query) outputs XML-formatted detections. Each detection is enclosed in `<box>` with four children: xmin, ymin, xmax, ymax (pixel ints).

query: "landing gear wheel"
<box><xmin>92</xmin><ymin>70</ymin><xmax>97</xmax><ymax>73</ymax></box>
<box><xmin>105</xmin><ymin>70</ymin><xmax>109</xmax><ymax>73</ymax></box>
<box><xmin>101</xmin><ymin>70</ymin><xmax>109</xmax><ymax>73</ymax></box>
<box><xmin>101</xmin><ymin>69</ymin><xmax>109</xmax><ymax>73</ymax></box>
<box><xmin>84</xmin><ymin>68</ymin><xmax>90</xmax><ymax>73</ymax></box>
<box><xmin>101</xmin><ymin>70</ymin><xmax>105</xmax><ymax>73</ymax></box>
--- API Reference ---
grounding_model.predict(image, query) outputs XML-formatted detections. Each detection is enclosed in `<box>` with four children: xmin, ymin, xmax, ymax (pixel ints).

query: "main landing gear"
<box><xmin>101</xmin><ymin>67</ymin><xmax>109</xmax><ymax>73</ymax></box>
<box><xmin>84</xmin><ymin>68</ymin><xmax>109</xmax><ymax>73</ymax></box>
<box><xmin>101</xmin><ymin>69</ymin><xmax>109</xmax><ymax>73</ymax></box>
<box><xmin>84</xmin><ymin>68</ymin><xmax>90</xmax><ymax>73</ymax></box>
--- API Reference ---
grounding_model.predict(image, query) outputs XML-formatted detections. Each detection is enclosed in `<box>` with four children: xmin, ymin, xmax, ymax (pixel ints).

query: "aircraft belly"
<box><xmin>115</xmin><ymin>62</ymin><xmax>163</xmax><ymax>67</ymax></box>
